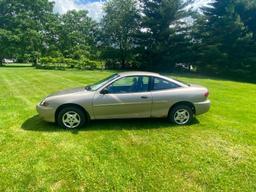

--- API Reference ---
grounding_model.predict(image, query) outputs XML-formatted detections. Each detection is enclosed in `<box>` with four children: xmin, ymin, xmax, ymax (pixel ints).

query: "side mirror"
<box><xmin>100</xmin><ymin>88</ymin><xmax>109</xmax><ymax>95</ymax></box>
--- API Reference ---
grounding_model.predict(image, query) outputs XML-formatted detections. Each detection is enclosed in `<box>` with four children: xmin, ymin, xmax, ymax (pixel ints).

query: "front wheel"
<box><xmin>57</xmin><ymin>107</ymin><xmax>86</xmax><ymax>129</ymax></box>
<box><xmin>169</xmin><ymin>105</ymin><xmax>193</xmax><ymax>125</ymax></box>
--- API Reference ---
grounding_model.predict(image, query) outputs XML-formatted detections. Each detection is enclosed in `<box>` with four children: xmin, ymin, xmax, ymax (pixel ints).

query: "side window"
<box><xmin>107</xmin><ymin>76</ymin><xmax>150</xmax><ymax>93</ymax></box>
<box><xmin>152</xmin><ymin>77</ymin><xmax>180</xmax><ymax>91</ymax></box>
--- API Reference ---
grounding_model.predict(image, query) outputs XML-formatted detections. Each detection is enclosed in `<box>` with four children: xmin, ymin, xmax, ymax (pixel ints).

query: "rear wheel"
<box><xmin>57</xmin><ymin>107</ymin><xmax>86</xmax><ymax>129</ymax></box>
<box><xmin>169</xmin><ymin>105</ymin><xmax>193</xmax><ymax>125</ymax></box>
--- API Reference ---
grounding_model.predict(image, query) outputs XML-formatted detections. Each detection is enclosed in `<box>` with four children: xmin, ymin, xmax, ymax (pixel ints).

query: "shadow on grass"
<box><xmin>21</xmin><ymin>115</ymin><xmax>200</xmax><ymax>133</ymax></box>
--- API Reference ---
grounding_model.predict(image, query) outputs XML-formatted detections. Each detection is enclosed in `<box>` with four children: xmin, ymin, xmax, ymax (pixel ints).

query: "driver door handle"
<box><xmin>141</xmin><ymin>96</ymin><xmax>148</xmax><ymax>99</ymax></box>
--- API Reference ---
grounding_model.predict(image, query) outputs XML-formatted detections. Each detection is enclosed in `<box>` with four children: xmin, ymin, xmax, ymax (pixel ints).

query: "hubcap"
<box><xmin>62</xmin><ymin>111</ymin><xmax>81</xmax><ymax>129</ymax></box>
<box><xmin>174</xmin><ymin>109</ymin><xmax>190</xmax><ymax>125</ymax></box>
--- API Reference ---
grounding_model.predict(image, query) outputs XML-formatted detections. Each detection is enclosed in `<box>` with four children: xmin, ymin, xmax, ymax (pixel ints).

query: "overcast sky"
<box><xmin>52</xmin><ymin>0</ymin><xmax>212</xmax><ymax>21</ymax></box>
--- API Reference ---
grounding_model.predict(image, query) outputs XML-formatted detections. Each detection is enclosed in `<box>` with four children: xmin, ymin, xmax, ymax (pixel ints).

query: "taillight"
<box><xmin>204</xmin><ymin>91</ymin><xmax>209</xmax><ymax>97</ymax></box>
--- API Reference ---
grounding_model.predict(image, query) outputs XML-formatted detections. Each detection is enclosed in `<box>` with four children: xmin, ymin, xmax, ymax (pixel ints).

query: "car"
<box><xmin>36</xmin><ymin>71</ymin><xmax>210</xmax><ymax>129</ymax></box>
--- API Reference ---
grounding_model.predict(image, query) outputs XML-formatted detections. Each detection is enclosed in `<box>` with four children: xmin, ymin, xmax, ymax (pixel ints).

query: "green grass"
<box><xmin>0</xmin><ymin>67</ymin><xmax>256</xmax><ymax>191</ymax></box>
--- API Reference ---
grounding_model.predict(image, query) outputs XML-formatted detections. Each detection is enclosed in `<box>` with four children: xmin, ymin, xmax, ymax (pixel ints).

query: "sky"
<box><xmin>52</xmin><ymin>0</ymin><xmax>212</xmax><ymax>21</ymax></box>
<box><xmin>52</xmin><ymin>0</ymin><xmax>105</xmax><ymax>21</ymax></box>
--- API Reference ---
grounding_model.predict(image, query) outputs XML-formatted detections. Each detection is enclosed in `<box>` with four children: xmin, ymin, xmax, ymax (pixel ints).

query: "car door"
<box><xmin>150</xmin><ymin>77</ymin><xmax>182</xmax><ymax>118</ymax></box>
<box><xmin>93</xmin><ymin>76</ymin><xmax>152</xmax><ymax>119</ymax></box>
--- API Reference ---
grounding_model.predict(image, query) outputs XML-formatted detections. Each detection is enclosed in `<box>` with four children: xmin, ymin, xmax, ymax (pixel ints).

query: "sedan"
<box><xmin>37</xmin><ymin>71</ymin><xmax>210</xmax><ymax>129</ymax></box>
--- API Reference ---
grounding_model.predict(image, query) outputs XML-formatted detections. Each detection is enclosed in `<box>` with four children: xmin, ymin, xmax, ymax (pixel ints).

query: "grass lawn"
<box><xmin>0</xmin><ymin>67</ymin><xmax>256</xmax><ymax>191</ymax></box>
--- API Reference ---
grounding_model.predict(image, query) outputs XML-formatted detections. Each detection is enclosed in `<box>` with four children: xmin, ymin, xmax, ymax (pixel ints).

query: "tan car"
<box><xmin>37</xmin><ymin>71</ymin><xmax>210</xmax><ymax>129</ymax></box>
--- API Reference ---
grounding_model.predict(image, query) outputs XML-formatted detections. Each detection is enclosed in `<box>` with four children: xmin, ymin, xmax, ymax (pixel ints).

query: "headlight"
<box><xmin>40</xmin><ymin>100</ymin><xmax>49</xmax><ymax>107</ymax></box>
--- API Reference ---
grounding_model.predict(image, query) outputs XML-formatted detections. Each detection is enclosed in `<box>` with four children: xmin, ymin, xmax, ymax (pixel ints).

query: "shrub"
<box><xmin>39</xmin><ymin>57</ymin><xmax>65</xmax><ymax>70</ymax></box>
<box><xmin>62</xmin><ymin>58</ymin><xmax>79</xmax><ymax>68</ymax></box>
<box><xmin>39</xmin><ymin>56</ymin><xmax>103</xmax><ymax>70</ymax></box>
<box><xmin>78</xmin><ymin>57</ymin><xmax>102</xmax><ymax>70</ymax></box>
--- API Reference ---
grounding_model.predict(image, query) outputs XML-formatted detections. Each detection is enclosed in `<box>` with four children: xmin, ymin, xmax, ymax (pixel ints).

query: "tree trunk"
<box><xmin>0</xmin><ymin>58</ymin><xmax>3</xmax><ymax>67</ymax></box>
<box><xmin>32</xmin><ymin>57</ymin><xmax>38</xmax><ymax>68</ymax></box>
<box><xmin>119</xmin><ymin>41</ymin><xmax>127</xmax><ymax>69</ymax></box>
<box><xmin>188</xmin><ymin>64</ymin><xmax>191</xmax><ymax>72</ymax></box>
<box><xmin>121</xmin><ymin>58</ymin><xmax>125</xmax><ymax>69</ymax></box>
<box><xmin>120</xmin><ymin>48</ymin><xmax>127</xmax><ymax>69</ymax></box>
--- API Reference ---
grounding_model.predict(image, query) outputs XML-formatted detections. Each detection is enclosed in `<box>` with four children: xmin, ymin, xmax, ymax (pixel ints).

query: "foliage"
<box><xmin>195</xmin><ymin>0</ymin><xmax>256</xmax><ymax>78</ymax></box>
<box><xmin>0</xmin><ymin>29</ymin><xmax>19</xmax><ymax>65</ymax></box>
<box><xmin>0</xmin><ymin>0</ymin><xmax>55</xmax><ymax>65</ymax></box>
<box><xmin>101</xmin><ymin>0</ymin><xmax>140</xmax><ymax>69</ymax></box>
<box><xmin>137</xmin><ymin>0</ymin><xmax>195</xmax><ymax>71</ymax></box>
<box><xmin>39</xmin><ymin>56</ymin><xmax>102</xmax><ymax>70</ymax></box>
<box><xmin>59</xmin><ymin>10</ymin><xmax>98</xmax><ymax>60</ymax></box>
<box><xmin>78</xmin><ymin>57</ymin><xmax>103</xmax><ymax>70</ymax></box>
<box><xmin>40</xmin><ymin>57</ymin><xmax>76</xmax><ymax>70</ymax></box>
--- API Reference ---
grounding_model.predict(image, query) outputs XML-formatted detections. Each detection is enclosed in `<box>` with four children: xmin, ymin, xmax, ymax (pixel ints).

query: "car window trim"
<box><xmin>104</xmin><ymin>75</ymin><xmax>151</xmax><ymax>94</ymax></box>
<box><xmin>149</xmin><ymin>77</ymin><xmax>181</xmax><ymax>92</ymax></box>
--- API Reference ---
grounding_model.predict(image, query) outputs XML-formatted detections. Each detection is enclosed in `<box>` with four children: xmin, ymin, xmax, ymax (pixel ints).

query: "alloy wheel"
<box><xmin>173</xmin><ymin>109</ymin><xmax>190</xmax><ymax>125</ymax></box>
<box><xmin>62</xmin><ymin>111</ymin><xmax>81</xmax><ymax>129</ymax></box>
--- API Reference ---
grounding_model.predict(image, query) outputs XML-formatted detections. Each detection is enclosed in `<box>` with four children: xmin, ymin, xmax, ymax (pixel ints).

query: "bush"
<box><xmin>78</xmin><ymin>57</ymin><xmax>103</xmax><ymax>70</ymax></box>
<box><xmin>39</xmin><ymin>57</ymin><xmax>66</xmax><ymax>70</ymax></box>
<box><xmin>39</xmin><ymin>56</ymin><xmax>103</xmax><ymax>70</ymax></box>
<box><xmin>62</xmin><ymin>58</ymin><xmax>79</xmax><ymax>68</ymax></box>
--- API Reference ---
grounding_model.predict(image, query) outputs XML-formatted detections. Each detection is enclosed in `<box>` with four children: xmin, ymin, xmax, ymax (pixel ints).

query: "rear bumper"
<box><xmin>194</xmin><ymin>100</ymin><xmax>210</xmax><ymax>115</ymax></box>
<box><xmin>36</xmin><ymin>104</ymin><xmax>55</xmax><ymax>122</ymax></box>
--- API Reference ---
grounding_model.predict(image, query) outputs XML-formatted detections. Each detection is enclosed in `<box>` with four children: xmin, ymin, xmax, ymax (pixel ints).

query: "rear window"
<box><xmin>152</xmin><ymin>77</ymin><xmax>180</xmax><ymax>90</ymax></box>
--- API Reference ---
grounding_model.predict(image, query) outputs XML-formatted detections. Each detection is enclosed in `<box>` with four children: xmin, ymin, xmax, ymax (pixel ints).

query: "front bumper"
<box><xmin>36</xmin><ymin>104</ymin><xmax>56</xmax><ymax>122</ymax></box>
<box><xmin>194</xmin><ymin>100</ymin><xmax>211</xmax><ymax>115</ymax></box>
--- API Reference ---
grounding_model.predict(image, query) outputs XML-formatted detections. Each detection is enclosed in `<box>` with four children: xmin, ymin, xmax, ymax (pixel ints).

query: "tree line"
<box><xmin>0</xmin><ymin>0</ymin><xmax>255</xmax><ymax>79</ymax></box>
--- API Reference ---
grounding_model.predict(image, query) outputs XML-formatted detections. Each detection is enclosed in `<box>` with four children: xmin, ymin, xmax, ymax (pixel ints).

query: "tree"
<box><xmin>236</xmin><ymin>0</ymin><xmax>256</xmax><ymax>76</ymax></box>
<box><xmin>101</xmin><ymin>0</ymin><xmax>140</xmax><ymax>69</ymax></box>
<box><xmin>237</xmin><ymin>0</ymin><xmax>256</xmax><ymax>39</ymax></box>
<box><xmin>59</xmin><ymin>10</ymin><xmax>97</xmax><ymax>60</ymax></box>
<box><xmin>137</xmin><ymin>0</ymin><xmax>194</xmax><ymax>71</ymax></box>
<box><xmin>196</xmin><ymin>0</ymin><xmax>256</xmax><ymax>78</ymax></box>
<box><xmin>41</xmin><ymin>14</ymin><xmax>62</xmax><ymax>58</ymax></box>
<box><xmin>0</xmin><ymin>29</ymin><xmax>18</xmax><ymax>66</ymax></box>
<box><xmin>0</xmin><ymin>0</ymin><xmax>55</xmax><ymax>66</ymax></box>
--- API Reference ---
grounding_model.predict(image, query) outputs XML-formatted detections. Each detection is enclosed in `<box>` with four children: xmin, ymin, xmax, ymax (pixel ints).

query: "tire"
<box><xmin>57</xmin><ymin>106</ymin><xmax>86</xmax><ymax>129</ymax></box>
<box><xmin>169</xmin><ymin>105</ymin><xmax>193</xmax><ymax>125</ymax></box>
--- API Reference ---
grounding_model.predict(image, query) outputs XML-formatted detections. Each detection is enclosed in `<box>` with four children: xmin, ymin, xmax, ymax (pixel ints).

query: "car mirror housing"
<box><xmin>100</xmin><ymin>88</ymin><xmax>109</xmax><ymax>95</ymax></box>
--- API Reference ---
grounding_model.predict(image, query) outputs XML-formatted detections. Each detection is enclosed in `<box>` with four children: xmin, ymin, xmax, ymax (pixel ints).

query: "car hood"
<box><xmin>48</xmin><ymin>87</ymin><xmax>87</xmax><ymax>97</ymax></box>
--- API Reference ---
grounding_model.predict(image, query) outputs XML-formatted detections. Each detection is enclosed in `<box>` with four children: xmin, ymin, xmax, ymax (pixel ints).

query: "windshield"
<box><xmin>85</xmin><ymin>74</ymin><xmax>119</xmax><ymax>91</ymax></box>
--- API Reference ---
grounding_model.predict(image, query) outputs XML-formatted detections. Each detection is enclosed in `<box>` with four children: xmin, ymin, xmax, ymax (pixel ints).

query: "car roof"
<box><xmin>118</xmin><ymin>71</ymin><xmax>160</xmax><ymax>77</ymax></box>
<box><xmin>117</xmin><ymin>71</ymin><xmax>188</xmax><ymax>87</ymax></box>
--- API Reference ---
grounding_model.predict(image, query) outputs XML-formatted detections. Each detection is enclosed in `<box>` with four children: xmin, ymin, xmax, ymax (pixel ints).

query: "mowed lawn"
<box><xmin>0</xmin><ymin>67</ymin><xmax>256</xmax><ymax>192</ymax></box>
